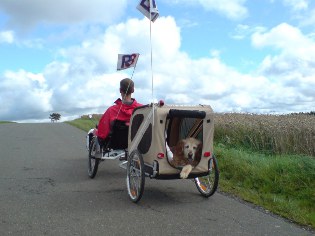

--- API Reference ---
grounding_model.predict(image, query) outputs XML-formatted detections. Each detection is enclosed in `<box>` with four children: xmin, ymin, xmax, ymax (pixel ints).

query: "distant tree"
<box><xmin>49</xmin><ymin>113</ymin><xmax>61</xmax><ymax>122</ymax></box>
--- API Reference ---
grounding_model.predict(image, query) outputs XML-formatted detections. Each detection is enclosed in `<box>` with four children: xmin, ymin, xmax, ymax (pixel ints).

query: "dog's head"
<box><xmin>175</xmin><ymin>137</ymin><xmax>202</xmax><ymax>163</ymax></box>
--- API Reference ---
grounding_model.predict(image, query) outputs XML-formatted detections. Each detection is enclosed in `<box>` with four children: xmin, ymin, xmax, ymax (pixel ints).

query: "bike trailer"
<box><xmin>128</xmin><ymin>104</ymin><xmax>214</xmax><ymax>179</ymax></box>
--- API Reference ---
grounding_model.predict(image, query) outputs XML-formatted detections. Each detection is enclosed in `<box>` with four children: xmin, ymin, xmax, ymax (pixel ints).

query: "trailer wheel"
<box><xmin>127</xmin><ymin>149</ymin><xmax>145</xmax><ymax>203</ymax></box>
<box><xmin>195</xmin><ymin>155</ymin><xmax>219</xmax><ymax>197</ymax></box>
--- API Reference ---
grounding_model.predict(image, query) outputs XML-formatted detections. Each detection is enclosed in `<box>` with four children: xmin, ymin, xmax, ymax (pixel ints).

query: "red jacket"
<box><xmin>97</xmin><ymin>98</ymin><xmax>142</xmax><ymax>139</ymax></box>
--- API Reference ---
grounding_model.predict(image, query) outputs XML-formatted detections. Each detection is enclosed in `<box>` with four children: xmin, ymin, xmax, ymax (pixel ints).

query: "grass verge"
<box><xmin>0</xmin><ymin>121</ymin><xmax>15</xmax><ymax>124</ymax></box>
<box><xmin>65</xmin><ymin>117</ymin><xmax>98</xmax><ymax>132</ymax></box>
<box><xmin>216</xmin><ymin>144</ymin><xmax>315</xmax><ymax>228</ymax></box>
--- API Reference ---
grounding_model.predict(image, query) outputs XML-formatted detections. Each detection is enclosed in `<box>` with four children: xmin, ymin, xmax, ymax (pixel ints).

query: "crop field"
<box><xmin>214</xmin><ymin>113</ymin><xmax>315</xmax><ymax>157</ymax></box>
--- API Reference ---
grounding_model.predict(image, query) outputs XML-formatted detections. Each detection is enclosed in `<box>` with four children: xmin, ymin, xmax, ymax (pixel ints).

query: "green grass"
<box><xmin>216</xmin><ymin>144</ymin><xmax>315</xmax><ymax>228</ymax></box>
<box><xmin>65</xmin><ymin>117</ymin><xmax>98</xmax><ymax>132</ymax></box>
<box><xmin>0</xmin><ymin>121</ymin><xmax>15</xmax><ymax>124</ymax></box>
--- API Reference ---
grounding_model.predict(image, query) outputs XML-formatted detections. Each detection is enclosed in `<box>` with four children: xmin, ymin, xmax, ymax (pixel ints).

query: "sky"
<box><xmin>0</xmin><ymin>0</ymin><xmax>315</xmax><ymax>122</ymax></box>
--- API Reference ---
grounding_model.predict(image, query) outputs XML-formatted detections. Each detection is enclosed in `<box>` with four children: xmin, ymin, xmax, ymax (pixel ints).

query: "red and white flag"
<box><xmin>137</xmin><ymin>0</ymin><xmax>159</xmax><ymax>22</ymax></box>
<box><xmin>117</xmin><ymin>53</ymin><xmax>140</xmax><ymax>71</ymax></box>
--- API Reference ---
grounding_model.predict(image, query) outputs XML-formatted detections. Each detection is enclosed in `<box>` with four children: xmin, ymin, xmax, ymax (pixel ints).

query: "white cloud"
<box><xmin>0</xmin><ymin>0</ymin><xmax>128</xmax><ymax>30</ymax></box>
<box><xmin>277</xmin><ymin>0</ymin><xmax>314</xmax><ymax>27</ymax></box>
<box><xmin>251</xmin><ymin>23</ymin><xmax>315</xmax><ymax>111</ymax></box>
<box><xmin>210</xmin><ymin>49</ymin><xmax>221</xmax><ymax>58</ymax></box>
<box><xmin>0</xmin><ymin>30</ymin><xmax>14</xmax><ymax>43</ymax></box>
<box><xmin>252</xmin><ymin>23</ymin><xmax>315</xmax><ymax>67</ymax></box>
<box><xmin>199</xmin><ymin>0</ymin><xmax>248</xmax><ymax>20</ymax></box>
<box><xmin>300</xmin><ymin>8</ymin><xmax>315</xmax><ymax>26</ymax></box>
<box><xmin>231</xmin><ymin>24</ymin><xmax>266</xmax><ymax>40</ymax></box>
<box><xmin>282</xmin><ymin>0</ymin><xmax>308</xmax><ymax>11</ymax></box>
<box><xmin>252</xmin><ymin>23</ymin><xmax>312</xmax><ymax>52</ymax></box>
<box><xmin>167</xmin><ymin>0</ymin><xmax>248</xmax><ymax>20</ymax></box>
<box><xmin>0</xmin><ymin>70</ymin><xmax>52</xmax><ymax>121</ymax></box>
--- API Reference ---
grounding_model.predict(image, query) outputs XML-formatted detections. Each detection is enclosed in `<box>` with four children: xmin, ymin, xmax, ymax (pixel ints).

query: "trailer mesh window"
<box><xmin>130</xmin><ymin>113</ymin><xmax>152</xmax><ymax>154</ymax></box>
<box><xmin>138</xmin><ymin>124</ymin><xmax>152</xmax><ymax>154</ymax></box>
<box><xmin>167</xmin><ymin>117</ymin><xmax>203</xmax><ymax>147</ymax></box>
<box><xmin>131</xmin><ymin>114</ymin><xmax>144</xmax><ymax>141</ymax></box>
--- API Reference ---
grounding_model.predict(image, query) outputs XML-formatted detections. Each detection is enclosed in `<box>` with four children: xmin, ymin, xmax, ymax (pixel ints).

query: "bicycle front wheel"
<box><xmin>88</xmin><ymin>137</ymin><xmax>100</xmax><ymax>178</ymax></box>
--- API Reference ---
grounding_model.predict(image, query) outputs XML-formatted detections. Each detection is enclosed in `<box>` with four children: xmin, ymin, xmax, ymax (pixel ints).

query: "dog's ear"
<box><xmin>174</xmin><ymin>139</ymin><xmax>185</xmax><ymax>156</ymax></box>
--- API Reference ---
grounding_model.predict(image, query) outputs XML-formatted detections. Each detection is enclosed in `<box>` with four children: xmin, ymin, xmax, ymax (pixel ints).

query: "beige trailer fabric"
<box><xmin>128</xmin><ymin>104</ymin><xmax>214</xmax><ymax>175</ymax></box>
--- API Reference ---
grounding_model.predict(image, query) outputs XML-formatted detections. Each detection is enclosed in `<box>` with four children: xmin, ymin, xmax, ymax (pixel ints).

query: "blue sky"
<box><xmin>0</xmin><ymin>0</ymin><xmax>315</xmax><ymax>122</ymax></box>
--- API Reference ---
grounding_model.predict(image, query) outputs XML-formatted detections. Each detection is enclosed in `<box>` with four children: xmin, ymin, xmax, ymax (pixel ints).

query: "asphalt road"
<box><xmin>0</xmin><ymin>123</ymin><xmax>313</xmax><ymax>236</ymax></box>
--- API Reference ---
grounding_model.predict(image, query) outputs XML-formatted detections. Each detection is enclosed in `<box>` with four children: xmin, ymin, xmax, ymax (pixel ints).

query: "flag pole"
<box><xmin>149</xmin><ymin>0</ymin><xmax>155</xmax><ymax>126</ymax></box>
<box><xmin>130</xmin><ymin>62</ymin><xmax>137</xmax><ymax>81</ymax></box>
